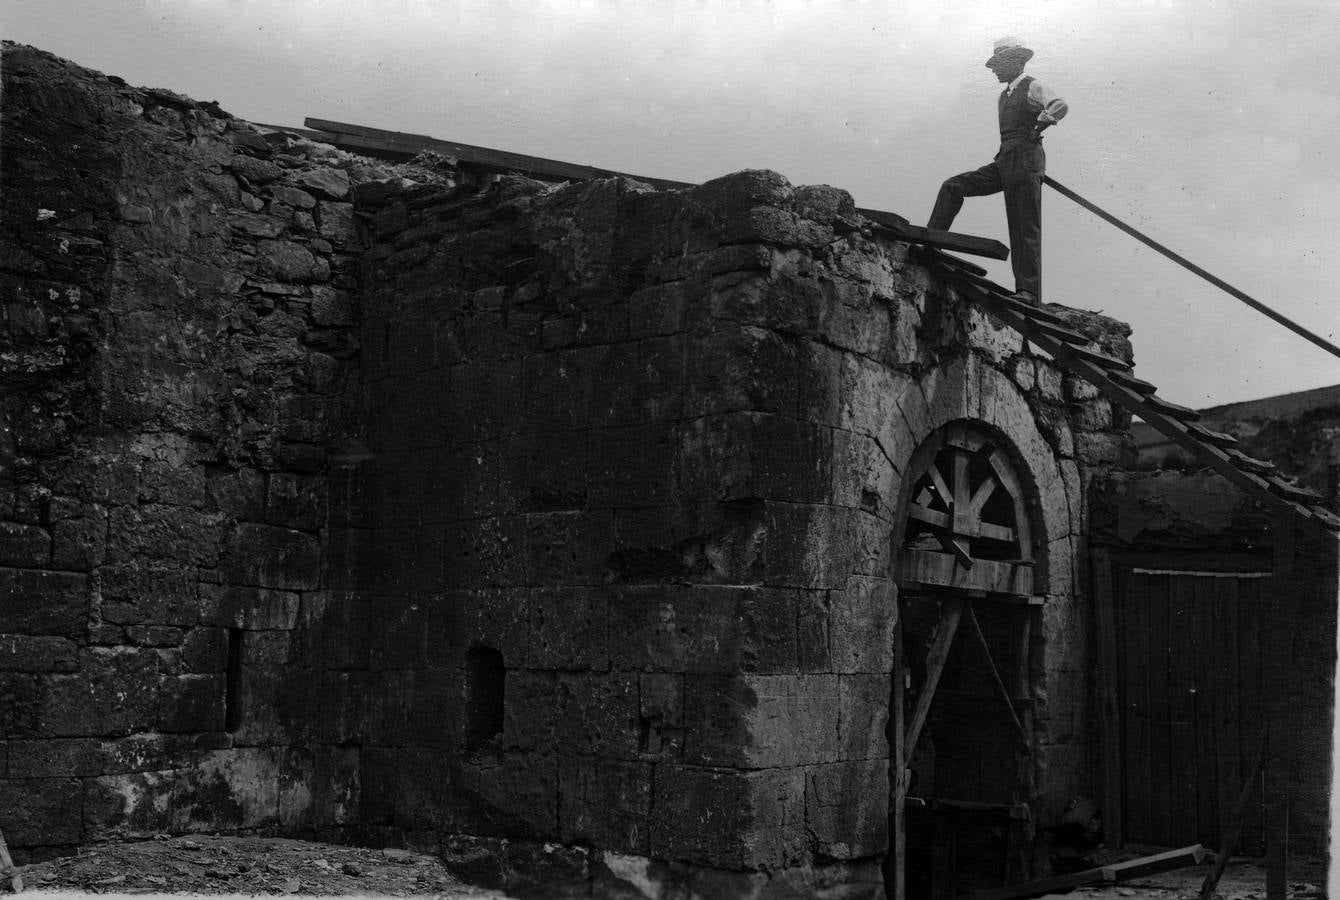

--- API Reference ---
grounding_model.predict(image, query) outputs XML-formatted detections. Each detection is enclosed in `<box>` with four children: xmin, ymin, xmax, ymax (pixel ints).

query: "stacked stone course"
<box><xmin>2</xmin><ymin>42</ymin><xmax>1140</xmax><ymax>898</ymax></box>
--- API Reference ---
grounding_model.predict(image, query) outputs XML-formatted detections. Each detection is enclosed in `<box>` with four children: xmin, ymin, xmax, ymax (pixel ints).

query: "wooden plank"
<box><xmin>1146</xmin><ymin>572</ymin><xmax>1174</xmax><ymax>846</ymax></box>
<box><xmin>890</xmin><ymin>617</ymin><xmax>908</xmax><ymax>900</ymax></box>
<box><xmin>1102</xmin><ymin>844</ymin><xmax>1209</xmax><ymax>881</ymax></box>
<box><xmin>1167</xmin><ymin>574</ymin><xmax>1198</xmax><ymax>844</ymax></box>
<box><xmin>861</xmin><ymin>212</ymin><xmax>1011</xmax><ymax>259</ymax></box>
<box><xmin>940</xmin><ymin>274</ymin><xmax>1314</xmax><ymax>530</ymax></box>
<box><xmin>964</xmin><ymin>604</ymin><xmax>1029</xmax><ymax>749</ymax></box>
<box><xmin>1237</xmin><ymin>575</ymin><xmax>1266</xmax><ymax>854</ymax></box>
<box><xmin>969</xmin><ymin>844</ymin><xmax>1207</xmax><ymax>900</ymax></box>
<box><xmin>1091</xmin><ymin>548</ymin><xmax>1123</xmax><ymax>849</ymax></box>
<box><xmin>904</xmin><ymin>597</ymin><xmax>966</xmax><ymax>765</ymax></box>
<box><xmin>894</xmin><ymin>549</ymin><xmax>1032</xmax><ymax>596</ymax></box>
<box><xmin>1200</xmin><ymin>724</ymin><xmax>1268</xmax><ymax>900</ymax></box>
<box><xmin>1265</xmin><ymin>508</ymin><xmax>1299</xmax><ymax>900</ymax></box>
<box><xmin>306</xmin><ymin>117</ymin><xmax>697</xmax><ymax>190</ymax></box>
<box><xmin>1213</xmin><ymin>574</ymin><xmax>1241</xmax><ymax>851</ymax></box>
<box><xmin>1119</xmin><ymin>565</ymin><xmax>1153</xmax><ymax>845</ymax></box>
<box><xmin>1191</xmin><ymin>576</ymin><xmax>1220</xmax><ymax>848</ymax></box>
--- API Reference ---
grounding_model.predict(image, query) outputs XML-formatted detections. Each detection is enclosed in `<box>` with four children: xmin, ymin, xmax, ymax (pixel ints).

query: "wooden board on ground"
<box><xmin>970</xmin><ymin>844</ymin><xmax>1208</xmax><ymax>900</ymax></box>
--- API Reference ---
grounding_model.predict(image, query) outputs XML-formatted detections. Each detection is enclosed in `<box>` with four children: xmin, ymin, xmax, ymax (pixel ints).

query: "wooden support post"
<box><xmin>964</xmin><ymin>603</ymin><xmax>1029</xmax><ymax>749</ymax></box>
<box><xmin>904</xmin><ymin>596</ymin><xmax>965</xmax><ymax>764</ymax></box>
<box><xmin>1091</xmin><ymin>548</ymin><xmax>1124</xmax><ymax>850</ymax></box>
<box><xmin>1264</xmin><ymin>506</ymin><xmax>1299</xmax><ymax>900</ymax></box>
<box><xmin>889</xmin><ymin>616</ymin><xmax>908</xmax><ymax>900</ymax></box>
<box><xmin>1200</xmin><ymin>723</ymin><xmax>1269</xmax><ymax>900</ymax></box>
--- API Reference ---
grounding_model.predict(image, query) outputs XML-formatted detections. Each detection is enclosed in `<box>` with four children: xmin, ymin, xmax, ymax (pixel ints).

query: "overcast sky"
<box><xmin>8</xmin><ymin>0</ymin><xmax>1340</xmax><ymax>407</ymax></box>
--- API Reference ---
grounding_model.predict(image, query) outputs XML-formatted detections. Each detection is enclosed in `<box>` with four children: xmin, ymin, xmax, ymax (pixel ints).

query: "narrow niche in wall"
<box><xmin>225</xmin><ymin>627</ymin><xmax>244</xmax><ymax>732</ymax></box>
<box><xmin>463</xmin><ymin>645</ymin><xmax>505</xmax><ymax>755</ymax></box>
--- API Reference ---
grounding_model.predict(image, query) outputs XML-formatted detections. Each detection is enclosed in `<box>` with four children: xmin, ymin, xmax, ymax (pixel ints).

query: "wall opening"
<box><xmin>225</xmin><ymin>628</ymin><xmax>244</xmax><ymax>733</ymax></box>
<box><xmin>463</xmin><ymin>645</ymin><xmax>505</xmax><ymax>755</ymax></box>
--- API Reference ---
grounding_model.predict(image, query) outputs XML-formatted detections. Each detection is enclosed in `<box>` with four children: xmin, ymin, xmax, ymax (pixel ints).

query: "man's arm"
<box><xmin>1028</xmin><ymin>79</ymin><xmax>1068</xmax><ymax>126</ymax></box>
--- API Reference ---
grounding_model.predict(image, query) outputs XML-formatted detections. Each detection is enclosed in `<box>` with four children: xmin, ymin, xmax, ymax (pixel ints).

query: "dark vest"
<box><xmin>998</xmin><ymin>75</ymin><xmax>1044</xmax><ymax>145</ymax></box>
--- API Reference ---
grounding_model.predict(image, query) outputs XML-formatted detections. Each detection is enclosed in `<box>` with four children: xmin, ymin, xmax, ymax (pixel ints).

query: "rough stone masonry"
<box><xmin>2</xmin><ymin>42</ymin><xmax>1329</xmax><ymax>900</ymax></box>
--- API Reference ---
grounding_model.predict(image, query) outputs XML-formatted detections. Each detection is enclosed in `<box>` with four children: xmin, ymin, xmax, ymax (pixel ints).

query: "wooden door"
<box><xmin>1112</xmin><ymin>568</ymin><xmax>1271</xmax><ymax>853</ymax></box>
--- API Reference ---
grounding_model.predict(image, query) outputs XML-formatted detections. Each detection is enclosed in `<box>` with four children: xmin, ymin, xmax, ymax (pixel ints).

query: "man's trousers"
<box><xmin>927</xmin><ymin>142</ymin><xmax>1044</xmax><ymax>299</ymax></box>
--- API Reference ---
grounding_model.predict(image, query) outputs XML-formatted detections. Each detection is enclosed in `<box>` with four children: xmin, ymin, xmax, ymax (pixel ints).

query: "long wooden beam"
<box><xmin>1045</xmin><ymin>176</ymin><xmax>1340</xmax><ymax>360</ymax></box>
<box><xmin>903</xmin><ymin>596</ymin><xmax>965</xmax><ymax>765</ymax></box>
<box><xmin>270</xmin><ymin>118</ymin><xmax>1013</xmax><ymax>258</ymax></box>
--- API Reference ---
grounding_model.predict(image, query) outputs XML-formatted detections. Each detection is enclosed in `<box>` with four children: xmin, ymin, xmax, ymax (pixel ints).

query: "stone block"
<box><xmin>832</xmin><ymin>429</ymin><xmax>897</xmax><ymax>519</ymax></box>
<box><xmin>83</xmin><ymin>770</ymin><xmax>176</xmax><ymax>838</ymax></box>
<box><xmin>0</xmin><ymin>674</ymin><xmax>42</xmax><ymax>737</ymax></box>
<box><xmin>501</xmin><ymin>669</ymin><xmax>559</xmax><ymax>753</ymax></box>
<box><xmin>500</xmin><ymin>429</ymin><xmax>591</xmax><ymax>513</ymax></box>
<box><xmin>181</xmin><ymin>626</ymin><xmax>229</xmax><ymax>672</ymax></box>
<box><xmin>205</xmin><ymin>466</ymin><xmax>266</xmax><ymax>520</ymax></box>
<box><xmin>174</xmin><ymin>747</ymin><xmax>283</xmax><ymax>831</ymax></box>
<box><xmin>38</xmin><ymin>647</ymin><xmax>161</xmax><ymax>737</ymax></box>
<box><xmin>504</xmin><ymin>840</ymin><xmax>592</xmax><ymax>900</ymax></box>
<box><xmin>830</xmin><ymin>575</ymin><xmax>896</xmax><ymax>674</ymax></box>
<box><xmin>157</xmin><ymin>672</ymin><xmax>225</xmax><ymax>732</ymax></box>
<box><xmin>650</xmin><ymin>764</ymin><xmax>803</xmax><ymax>869</ymax></box>
<box><xmin>838</xmin><ymin>674</ymin><xmax>892</xmax><ymax>761</ymax></box>
<box><xmin>294</xmin><ymin>167</ymin><xmax>350</xmax><ymax>200</ymax></box>
<box><xmin>401</xmin><ymin>668</ymin><xmax>465</xmax><ymax>749</ymax></box>
<box><xmin>358</xmin><ymin>746</ymin><xmax>397</xmax><ymax>825</ymax></box>
<box><xmin>625</xmin><ymin>335</ymin><xmax>684</xmax><ymax>425</ymax></box>
<box><xmin>265</xmin><ymin>472</ymin><xmax>327</xmax><ymax>530</ymax></box>
<box><xmin>367</xmin><ymin>595</ymin><xmax>431</xmax><ymax>670</ymax></box>
<box><xmin>764</xmin><ymin>502</ymin><xmax>853</xmax><ymax>589</ymax></box>
<box><xmin>49</xmin><ymin>513</ymin><xmax>107</xmax><ymax>571</ymax></box>
<box><xmin>199</xmin><ymin>583</ymin><xmax>300</xmax><ymax>629</ymax></box>
<box><xmin>106</xmin><ymin>504</ymin><xmax>224</xmax><ymax>566</ymax></box>
<box><xmin>455</xmin><ymin>752</ymin><xmax>559</xmax><ymax>839</ymax></box>
<box><xmin>220</xmin><ymin>522</ymin><xmax>321</xmax><ymax>591</ymax></box>
<box><xmin>528</xmin><ymin>586</ymin><xmax>608</xmax><ymax>670</ymax></box>
<box><xmin>0</xmin><ymin>634</ymin><xmax>77</xmax><ymax>672</ymax></box>
<box><xmin>0</xmin><ymin>522</ymin><xmax>50</xmax><ymax>567</ymax></box>
<box><xmin>797</xmin><ymin>589</ymin><xmax>832</xmax><ymax>674</ymax></box>
<box><xmin>607</xmin><ymin>584</ymin><xmax>799</xmax><ymax>675</ymax></box>
<box><xmin>629</xmin><ymin>283</ymin><xmax>686</xmax><ymax>338</ymax></box>
<box><xmin>559</xmin><ymin>757</ymin><xmax>653</xmax><ymax>854</ymax></box>
<box><xmin>444</xmin><ymin>516</ymin><xmax>525</xmax><ymax>589</ymax></box>
<box><xmin>0</xmin><ymin>777</ymin><xmax>82</xmax><ymax>844</ymax></box>
<box><xmin>392</xmin><ymin>747</ymin><xmax>451</xmax><ymax>829</ymax></box>
<box><xmin>7</xmin><ymin>738</ymin><xmax>101</xmax><ymax>777</ymax></box>
<box><xmin>0</xmin><ymin>567</ymin><xmax>89</xmax><ymax>635</ymax></box>
<box><xmin>805</xmin><ymin>760</ymin><xmax>889</xmax><ymax>859</ymax></box>
<box><xmin>256</xmin><ymin>239</ymin><xmax>327</xmax><ymax>282</ymax></box>
<box><xmin>683</xmin><ymin>326</ymin><xmax>798</xmax><ymax>417</ymax></box>
<box><xmin>426</xmin><ymin>589</ymin><xmax>529</xmax><ymax>663</ymax></box>
<box><xmin>524</xmin><ymin>509</ymin><xmax>614</xmax><ymax>587</ymax></box>
<box><xmin>711</xmin><ymin>271</ymin><xmax>818</xmax><ymax>335</ymax></box>
<box><xmin>587</xmin><ymin>424</ymin><xmax>679</xmax><ymax>509</ymax></box>
<box><xmin>678</xmin><ymin>412</ymin><xmax>832</xmax><ymax>505</ymax></box>
<box><xmin>683</xmin><ymin>673</ymin><xmax>840</xmax><ymax>768</ymax></box>
<box><xmin>554</xmin><ymin>672</ymin><xmax>640</xmax><ymax>759</ymax></box>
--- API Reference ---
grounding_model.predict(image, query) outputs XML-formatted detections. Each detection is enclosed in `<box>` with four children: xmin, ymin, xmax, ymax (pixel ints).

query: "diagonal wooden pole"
<box><xmin>1044</xmin><ymin>176</ymin><xmax>1340</xmax><ymax>360</ymax></box>
<box><xmin>903</xmin><ymin>596</ymin><xmax>965</xmax><ymax>766</ymax></box>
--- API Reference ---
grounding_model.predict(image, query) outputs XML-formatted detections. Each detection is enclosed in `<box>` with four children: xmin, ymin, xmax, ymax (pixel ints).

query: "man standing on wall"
<box><xmin>927</xmin><ymin>37</ymin><xmax>1068</xmax><ymax>306</ymax></box>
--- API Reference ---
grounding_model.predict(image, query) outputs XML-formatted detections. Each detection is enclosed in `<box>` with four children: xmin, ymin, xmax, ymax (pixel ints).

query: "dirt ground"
<box><xmin>16</xmin><ymin>835</ymin><xmax>500</xmax><ymax>897</ymax></box>
<box><xmin>1000</xmin><ymin>856</ymin><xmax>1327</xmax><ymax>900</ymax></box>
<box><xmin>10</xmin><ymin>836</ymin><xmax>1329</xmax><ymax>899</ymax></box>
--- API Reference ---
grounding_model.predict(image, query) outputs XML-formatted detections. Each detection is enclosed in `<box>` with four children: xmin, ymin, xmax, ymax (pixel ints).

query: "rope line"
<box><xmin>1043</xmin><ymin>176</ymin><xmax>1340</xmax><ymax>360</ymax></box>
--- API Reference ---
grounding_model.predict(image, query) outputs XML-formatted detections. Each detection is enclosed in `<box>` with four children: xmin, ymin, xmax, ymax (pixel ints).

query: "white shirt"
<box><xmin>1006</xmin><ymin>73</ymin><xmax>1069</xmax><ymax>125</ymax></box>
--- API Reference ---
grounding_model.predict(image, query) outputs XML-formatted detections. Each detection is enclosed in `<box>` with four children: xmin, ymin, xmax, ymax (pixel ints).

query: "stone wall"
<box><xmin>3</xmin><ymin>42</ymin><xmax>1141</xmax><ymax>898</ymax></box>
<box><xmin>339</xmin><ymin>166</ymin><xmax>1134</xmax><ymax>895</ymax></box>
<box><xmin>0</xmin><ymin>43</ymin><xmax>425</xmax><ymax>858</ymax></box>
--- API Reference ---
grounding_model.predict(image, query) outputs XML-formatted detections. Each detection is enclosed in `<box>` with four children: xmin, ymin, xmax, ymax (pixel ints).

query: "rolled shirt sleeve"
<box><xmin>1029</xmin><ymin>79</ymin><xmax>1068</xmax><ymax>124</ymax></box>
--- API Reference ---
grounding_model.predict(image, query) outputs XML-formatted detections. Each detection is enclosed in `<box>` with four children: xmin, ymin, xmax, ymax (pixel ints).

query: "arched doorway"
<box><xmin>887</xmin><ymin>421</ymin><xmax>1043</xmax><ymax>898</ymax></box>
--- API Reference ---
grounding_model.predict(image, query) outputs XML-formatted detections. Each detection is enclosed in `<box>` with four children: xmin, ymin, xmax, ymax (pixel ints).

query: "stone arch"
<box><xmin>890</xmin><ymin>354</ymin><xmax>1074</xmax><ymax>597</ymax></box>
<box><xmin>884</xmin><ymin>354</ymin><xmax>1078</xmax><ymax>896</ymax></box>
